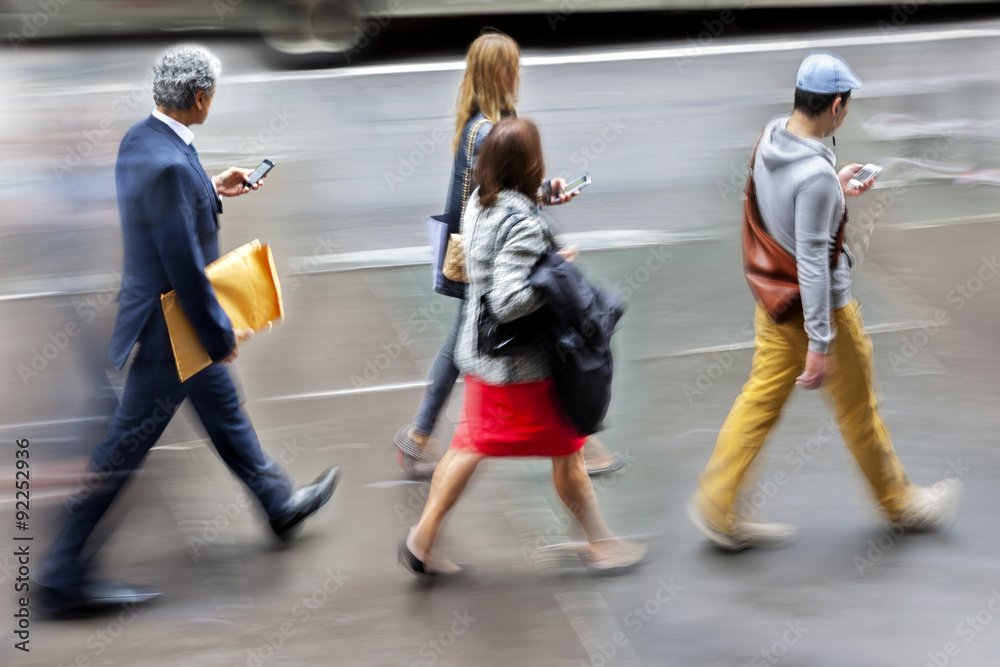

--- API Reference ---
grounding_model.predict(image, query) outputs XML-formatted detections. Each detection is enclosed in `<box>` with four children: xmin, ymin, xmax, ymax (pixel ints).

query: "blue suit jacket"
<box><xmin>108</xmin><ymin>115</ymin><xmax>235</xmax><ymax>371</ymax></box>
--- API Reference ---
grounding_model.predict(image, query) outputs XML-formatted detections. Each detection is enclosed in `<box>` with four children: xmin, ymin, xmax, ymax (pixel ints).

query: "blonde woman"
<box><xmin>394</xmin><ymin>29</ymin><xmax>628</xmax><ymax>477</ymax></box>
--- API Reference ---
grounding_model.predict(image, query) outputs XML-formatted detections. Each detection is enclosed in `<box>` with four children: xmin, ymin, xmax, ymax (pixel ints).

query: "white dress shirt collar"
<box><xmin>151</xmin><ymin>109</ymin><xmax>195</xmax><ymax>146</ymax></box>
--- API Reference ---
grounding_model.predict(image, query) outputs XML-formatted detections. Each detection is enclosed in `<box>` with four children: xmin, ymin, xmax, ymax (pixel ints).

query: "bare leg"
<box><xmin>553</xmin><ymin>450</ymin><xmax>646</xmax><ymax>568</ymax></box>
<box><xmin>582</xmin><ymin>436</ymin><xmax>614</xmax><ymax>468</ymax></box>
<box><xmin>410</xmin><ymin>447</ymin><xmax>485</xmax><ymax>560</ymax></box>
<box><xmin>552</xmin><ymin>450</ymin><xmax>616</xmax><ymax>544</ymax></box>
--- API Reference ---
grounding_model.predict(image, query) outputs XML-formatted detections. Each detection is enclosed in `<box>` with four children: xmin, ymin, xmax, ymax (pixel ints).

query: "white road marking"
<box><xmin>880</xmin><ymin>212</ymin><xmax>1000</xmax><ymax>231</ymax></box>
<box><xmin>365</xmin><ymin>480</ymin><xmax>427</xmax><ymax>488</ymax></box>
<box><xmin>0</xmin><ymin>416</ymin><xmax>107</xmax><ymax>432</ymax></box>
<box><xmin>657</xmin><ymin>320</ymin><xmax>940</xmax><ymax>359</ymax></box>
<box><xmin>261</xmin><ymin>380</ymin><xmax>433</xmax><ymax>403</ymax></box>
<box><xmin>25</xmin><ymin>26</ymin><xmax>1000</xmax><ymax>98</ymax></box>
<box><xmin>315</xmin><ymin>442</ymin><xmax>371</xmax><ymax>452</ymax></box>
<box><xmin>229</xmin><ymin>27</ymin><xmax>1000</xmax><ymax>84</ymax></box>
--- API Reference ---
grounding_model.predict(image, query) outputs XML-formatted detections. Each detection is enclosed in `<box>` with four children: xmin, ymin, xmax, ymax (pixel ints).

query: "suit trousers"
<box><xmin>694</xmin><ymin>300</ymin><xmax>913</xmax><ymax>533</ymax></box>
<box><xmin>41</xmin><ymin>315</ymin><xmax>292</xmax><ymax>592</ymax></box>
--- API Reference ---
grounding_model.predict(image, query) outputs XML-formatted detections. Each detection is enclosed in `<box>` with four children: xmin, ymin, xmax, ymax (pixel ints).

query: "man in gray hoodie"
<box><xmin>688</xmin><ymin>52</ymin><xmax>962</xmax><ymax>551</ymax></box>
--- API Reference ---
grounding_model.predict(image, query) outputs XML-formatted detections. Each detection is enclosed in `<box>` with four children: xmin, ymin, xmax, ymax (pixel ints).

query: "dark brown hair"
<box><xmin>794</xmin><ymin>87</ymin><xmax>850</xmax><ymax>118</ymax></box>
<box><xmin>474</xmin><ymin>117</ymin><xmax>545</xmax><ymax>208</ymax></box>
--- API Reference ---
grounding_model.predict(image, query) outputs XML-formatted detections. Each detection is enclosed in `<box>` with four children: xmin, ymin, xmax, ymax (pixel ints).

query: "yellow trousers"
<box><xmin>695</xmin><ymin>300</ymin><xmax>913</xmax><ymax>532</ymax></box>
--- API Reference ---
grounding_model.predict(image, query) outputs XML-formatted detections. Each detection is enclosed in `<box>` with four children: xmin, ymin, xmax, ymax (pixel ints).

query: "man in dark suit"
<box><xmin>38</xmin><ymin>45</ymin><xmax>340</xmax><ymax>615</ymax></box>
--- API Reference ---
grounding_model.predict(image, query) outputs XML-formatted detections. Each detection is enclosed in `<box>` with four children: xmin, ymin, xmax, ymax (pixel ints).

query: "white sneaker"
<box><xmin>687</xmin><ymin>500</ymin><xmax>798</xmax><ymax>551</ymax></box>
<box><xmin>732</xmin><ymin>520</ymin><xmax>798</xmax><ymax>549</ymax></box>
<box><xmin>898</xmin><ymin>478</ymin><xmax>964</xmax><ymax>532</ymax></box>
<box><xmin>687</xmin><ymin>500</ymin><xmax>797</xmax><ymax>552</ymax></box>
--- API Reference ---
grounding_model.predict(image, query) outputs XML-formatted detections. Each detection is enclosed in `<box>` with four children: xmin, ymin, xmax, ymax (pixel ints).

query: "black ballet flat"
<box><xmin>398</xmin><ymin>540</ymin><xmax>436</xmax><ymax>584</ymax></box>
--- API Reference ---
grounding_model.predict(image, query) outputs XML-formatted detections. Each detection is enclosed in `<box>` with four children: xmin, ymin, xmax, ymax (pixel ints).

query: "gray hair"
<box><xmin>152</xmin><ymin>45</ymin><xmax>221</xmax><ymax>111</ymax></box>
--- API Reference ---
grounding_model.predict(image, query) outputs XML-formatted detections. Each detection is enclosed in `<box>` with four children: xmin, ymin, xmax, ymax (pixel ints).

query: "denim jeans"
<box><xmin>413</xmin><ymin>299</ymin><xmax>466</xmax><ymax>436</ymax></box>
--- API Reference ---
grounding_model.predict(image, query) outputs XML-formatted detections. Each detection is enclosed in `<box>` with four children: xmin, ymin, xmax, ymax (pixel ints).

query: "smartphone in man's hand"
<box><xmin>243</xmin><ymin>159</ymin><xmax>275</xmax><ymax>188</ymax></box>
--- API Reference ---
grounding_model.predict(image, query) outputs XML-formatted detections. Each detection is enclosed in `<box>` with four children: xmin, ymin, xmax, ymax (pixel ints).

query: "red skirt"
<box><xmin>450</xmin><ymin>376</ymin><xmax>586</xmax><ymax>457</ymax></box>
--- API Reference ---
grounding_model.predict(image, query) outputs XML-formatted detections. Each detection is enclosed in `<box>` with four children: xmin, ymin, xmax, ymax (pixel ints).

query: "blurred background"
<box><xmin>2</xmin><ymin>2</ymin><xmax>1000</xmax><ymax>665</ymax></box>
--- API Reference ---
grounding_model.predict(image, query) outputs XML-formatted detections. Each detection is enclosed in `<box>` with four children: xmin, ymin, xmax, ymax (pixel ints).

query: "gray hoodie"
<box><xmin>754</xmin><ymin>117</ymin><xmax>854</xmax><ymax>354</ymax></box>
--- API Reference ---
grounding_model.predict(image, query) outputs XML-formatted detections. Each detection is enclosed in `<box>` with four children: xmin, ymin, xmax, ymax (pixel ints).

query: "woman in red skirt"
<box><xmin>399</xmin><ymin>117</ymin><xmax>646</xmax><ymax>580</ymax></box>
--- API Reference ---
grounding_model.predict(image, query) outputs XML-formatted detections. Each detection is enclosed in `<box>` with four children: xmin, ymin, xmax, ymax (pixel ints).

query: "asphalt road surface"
<box><xmin>2</xmin><ymin>7</ymin><xmax>1000</xmax><ymax>667</ymax></box>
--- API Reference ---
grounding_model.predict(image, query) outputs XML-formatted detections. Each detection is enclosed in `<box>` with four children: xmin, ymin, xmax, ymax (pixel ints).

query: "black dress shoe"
<box><xmin>35</xmin><ymin>580</ymin><xmax>160</xmax><ymax>618</ymax></box>
<box><xmin>270</xmin><ymin>466</ymin><xmax>341</xmax><ymax>542</ymax></box>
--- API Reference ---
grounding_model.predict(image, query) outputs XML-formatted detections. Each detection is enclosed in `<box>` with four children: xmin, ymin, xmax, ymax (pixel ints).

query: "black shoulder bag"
<box><xmin>476</xmin><ymin>212</ymin><xmax>549</xmax><ymax>357</ymax></box>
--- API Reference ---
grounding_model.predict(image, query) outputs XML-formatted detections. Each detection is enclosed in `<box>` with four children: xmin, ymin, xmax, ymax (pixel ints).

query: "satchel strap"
<box><xmin>458</xmin><ymin>117</ymin><xmax>492</xmax><ymax>234</ymax></box>
<box><xmin>746</xmin><ymin>131</ymin><xmax>847</xmax><ymax>270</ymax></box>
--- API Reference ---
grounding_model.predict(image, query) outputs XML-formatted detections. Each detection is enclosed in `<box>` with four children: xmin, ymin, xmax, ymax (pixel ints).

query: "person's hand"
<box><xmin>212</xmin><ymin>167</ymin><xmax>264</xmax><ymax>198</ymax></box>
<box><xmin>544</xmin><ymin>178</ymin><xmax>580</xmax><ymax>206</ymax></box>
<box><xmin>796</xmin><ymin>350</ymin><xmax>826</xmax><ymax>390</ymax></box>
<box><xmin>558</xmin><ymin>244</ymin><xmax>579</xmax><ymax>263</ymax></box>
<box><xmin>220</xmin><ymin>328</ymin><xmax>254</xmax><ymax>365</ymax></box>
<box><xmin>839</xmin><ymin>163</ymin><xmax>875</xmax><ymax>197</ymax></box>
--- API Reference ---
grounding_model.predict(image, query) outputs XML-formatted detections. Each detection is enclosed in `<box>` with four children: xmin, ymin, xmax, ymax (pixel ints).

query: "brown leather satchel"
<box><xmin>742</xmin><ymin>134</ymin><xmax>847</xmax><ymax>323</ymax></box>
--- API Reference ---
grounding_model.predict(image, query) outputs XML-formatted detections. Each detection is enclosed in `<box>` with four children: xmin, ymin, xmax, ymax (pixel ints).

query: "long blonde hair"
<box><xmin>451</xmin><ymin>30</ymin><xmax>520</xmax><ymax>155</ymax></box>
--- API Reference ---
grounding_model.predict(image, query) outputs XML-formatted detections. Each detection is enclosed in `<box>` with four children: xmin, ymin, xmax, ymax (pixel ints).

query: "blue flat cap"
<box><xmin>796</xmin><ymin>52</ymin><xmax>862</xmax><ymax>94</ymax></box>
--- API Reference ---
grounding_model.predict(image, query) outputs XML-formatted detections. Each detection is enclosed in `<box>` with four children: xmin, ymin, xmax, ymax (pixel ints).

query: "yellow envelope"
<box><xmin>161</xmin><ymin>240</ymin><xmax>284</xmax><ymax>382</ymax></box>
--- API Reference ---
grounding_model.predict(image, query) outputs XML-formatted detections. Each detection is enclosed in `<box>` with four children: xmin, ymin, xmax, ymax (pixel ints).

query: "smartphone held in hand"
<box><xmin>560</xmin><ymin>173</ymin><xmax>591</xmax><ymax>195</ymax></box>
<box><xmin>243</xmin><ymin>159</ymin><xmax>275</xmax><ymax>188</ymax></box>
<box><xmin>848</xmin><ymin>163</ymin><xmax>881</xmax><ymax>189</ymax></box>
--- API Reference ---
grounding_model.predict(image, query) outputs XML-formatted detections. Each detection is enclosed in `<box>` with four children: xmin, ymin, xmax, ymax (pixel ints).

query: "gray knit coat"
<box><xmin>454</xmin><ymin>188</ymin><xmax>559</xmax><ymax>385</ymax></box>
